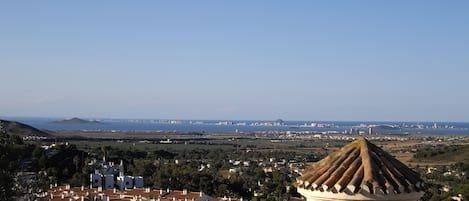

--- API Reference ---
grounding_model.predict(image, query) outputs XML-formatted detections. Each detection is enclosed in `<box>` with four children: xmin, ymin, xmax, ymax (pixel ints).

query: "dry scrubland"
<box><xmin>49</xmin><ymin>130</ymin><xmax>469</xmax><ymax>166</ymax></box>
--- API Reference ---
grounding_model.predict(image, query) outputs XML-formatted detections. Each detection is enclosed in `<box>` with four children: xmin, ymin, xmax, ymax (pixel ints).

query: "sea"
<box><xmin>3</xmin><ymin>117</ymin><xmax>469</xmax><ymax>135</ymax></box>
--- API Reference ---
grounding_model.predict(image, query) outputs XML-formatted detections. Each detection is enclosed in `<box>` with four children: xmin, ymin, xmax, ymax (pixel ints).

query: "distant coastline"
<box><xmin>2</xmin><ymin>117</ymin><xmax>467</xmax><ymax>135</ymax></box>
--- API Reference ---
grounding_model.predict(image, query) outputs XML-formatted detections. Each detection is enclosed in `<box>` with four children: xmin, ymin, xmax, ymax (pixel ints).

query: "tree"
<box><xmin>217</xmin><ymin>184</ymin><xmax>229</xmax><ymax>197</ymax></box>
<box><xmin>0</xmin><ymin>125</ymin><xmax>19</xmax><ymax>200</ymax></box>
<box><xmin>9</xmin><ymin>135</ymin><xmax>23</xmax><ymax>145</ymax></box>
<box><xmin>0</xmin><ymin>170</ymin><xmax>15</xmax><ymax>201</ymax></box>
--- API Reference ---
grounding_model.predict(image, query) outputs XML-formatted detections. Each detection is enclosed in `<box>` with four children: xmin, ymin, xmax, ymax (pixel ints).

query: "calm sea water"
<box><xmin>3</xmin><ymin>117</ymin><xmax>469</xmax><ymax>135</ymax></box>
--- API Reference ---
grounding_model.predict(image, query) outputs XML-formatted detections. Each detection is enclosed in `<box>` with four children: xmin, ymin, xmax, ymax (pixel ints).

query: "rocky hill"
<box><xmin>0</xmin><ymin>119</ymin><xmax>50</xmax><ymax>137</ymax></box>
<box><xmin>52</xmin><ymin>117</ymin><xmax>102</xmax><ymax>124</ymax></box>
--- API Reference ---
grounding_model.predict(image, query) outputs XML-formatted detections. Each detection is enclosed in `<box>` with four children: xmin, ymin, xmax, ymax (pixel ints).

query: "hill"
<box><xmin>0</xmin><ymin>119</ymin><xmax>50</xmax><ymax>137</ymax></box>
<box><xmin>52</xmin><ymin>117</ymin><xmax>102</xmax><ymax>124</ymax></box>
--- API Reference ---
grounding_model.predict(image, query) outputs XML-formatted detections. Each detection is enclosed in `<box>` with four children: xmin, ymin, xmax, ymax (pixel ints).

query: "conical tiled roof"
<box><xmin>296</xmin><ymin>138</ymin><xmax>425</xmax><ymax>200</ymax></box>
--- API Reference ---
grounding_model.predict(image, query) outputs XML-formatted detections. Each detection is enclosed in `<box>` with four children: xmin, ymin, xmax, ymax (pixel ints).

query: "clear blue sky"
<box><xmin>1</xmin><ymin>1</ymin><xmax>468</xmax><ymax>121</ymax></box>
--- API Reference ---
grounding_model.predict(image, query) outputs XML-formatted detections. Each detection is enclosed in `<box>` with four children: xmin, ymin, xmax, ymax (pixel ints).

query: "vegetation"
<box><xmin>413</xmin><ymin>145</ymin><xmax>469</xmax><ymax>201</ymax></box>
<box><xmin>1</xmin><ymin>119</ymin><xmax>321</xmax><ymax>200</ymax></box>
<box><xmin>413</xmin><ymin>144</ymin><xmax>469</xmax><ymax>164</ymax></box>
<box><xmin>0</xmin><ymin>119</ymin><xmax>49</xmax><ymax>137</ymax></box>
<box><xmin>88</xmin><ymin>145</ymin><xmax>308</xmax><ymax>200</ymax></box>
<box><xmin>9</xmin><ymin>119</ymin><xmax>469</xmax><ymax>201</ymax></box>
<box><xmin>0</xmin><ymin>121</ymin><xmax>90</xmax><ymax>199</ymax></box>
<box><xmin>1</xmin><ymin>121</ymin><xmax>31</xmax><ymax>200</ymax></box>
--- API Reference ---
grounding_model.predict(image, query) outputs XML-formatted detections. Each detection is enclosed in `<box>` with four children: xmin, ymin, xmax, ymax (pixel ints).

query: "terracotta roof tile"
<box><xmin>45</xmin><ymin>186</ymin><xmax>231</xmax><ymax>201</ymax></box>
<box><xmin>297</xmin><ymin>138</ymin><xmax>425</xmax><ymax>196</ymax></box>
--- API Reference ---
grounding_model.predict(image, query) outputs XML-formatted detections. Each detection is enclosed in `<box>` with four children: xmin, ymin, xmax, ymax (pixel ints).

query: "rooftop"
<box><xmin>45</xmin><ymin>186</ymin><xmax>240</xmax><ymax>201</ymax></box>
<box><xmin>296</xmin><ymin>138</ymin><xmax>425</xmax><ymax>200</ymax></box>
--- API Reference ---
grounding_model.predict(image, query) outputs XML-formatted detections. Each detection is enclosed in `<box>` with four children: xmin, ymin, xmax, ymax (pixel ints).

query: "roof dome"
<box><xmin>296</xmin><ymin>138</ymin><xmax>425</xmax><ymax>201</ymax></box>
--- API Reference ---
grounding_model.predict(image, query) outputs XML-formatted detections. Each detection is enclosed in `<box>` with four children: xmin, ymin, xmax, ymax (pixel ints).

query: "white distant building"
<box><xmin>89</xmin><ymin>159</ymin><xmax>143</xmax><ymax>190</ymax></box>
<box><xmin>160</xmin><ymin>139</ymin><xmax>173</xmax><ymax>144</ymax></box>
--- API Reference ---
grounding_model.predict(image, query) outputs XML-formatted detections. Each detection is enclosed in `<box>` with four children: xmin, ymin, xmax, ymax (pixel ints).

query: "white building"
<box><xmin>89</xmin><ymin>159</ymin><xmax>143</xmax><ymax>190</ymax></box>
<box><xmin>117</xmin><ymin>175</ymin><xmax>134</xmax><ymax>190</ymax></box>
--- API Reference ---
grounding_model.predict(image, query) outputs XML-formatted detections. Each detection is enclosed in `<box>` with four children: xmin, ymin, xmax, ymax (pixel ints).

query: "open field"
<box><xmin>45</xmin><ymin>130</ymin><xmax>469</xmax><ymax>166</ymax></box>
<box><xmin>377</xmin><ymin>138</ymin><xmax>469</xmax><ymax>166</ymax></box>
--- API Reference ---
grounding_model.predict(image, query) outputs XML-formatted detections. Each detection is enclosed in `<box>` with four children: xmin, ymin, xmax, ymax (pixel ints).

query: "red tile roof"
<box><xmin>45</xmin><ymin>186</ymin><xmax>239</xmax><ymax>201</ymax></box>
<box><xmin>296</xmin><ymin>138</ymin><xmax>425</xmax><ymax>195</ymax></box>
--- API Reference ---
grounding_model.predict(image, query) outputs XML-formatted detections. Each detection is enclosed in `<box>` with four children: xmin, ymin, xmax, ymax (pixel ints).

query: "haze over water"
<box><xmin>6</xmin><ymin>117</ymin><xmax>469</xmax><ymax>135</ymax></box>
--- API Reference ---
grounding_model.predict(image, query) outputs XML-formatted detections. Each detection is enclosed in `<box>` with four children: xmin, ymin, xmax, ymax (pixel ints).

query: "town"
<box><xmin>2</xmin><ymin>119</ymin><xmax>469</xmax><ymax>201</ymax></box>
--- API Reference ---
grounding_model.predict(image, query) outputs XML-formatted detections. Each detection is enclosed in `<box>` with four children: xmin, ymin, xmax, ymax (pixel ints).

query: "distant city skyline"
<box><xmin>1</xmin><ymin>1</ymin><xmax>469</xmax><ymax>122</ymax></box>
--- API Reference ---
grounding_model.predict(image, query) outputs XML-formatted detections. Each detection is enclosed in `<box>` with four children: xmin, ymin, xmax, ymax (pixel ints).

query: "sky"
<box><xmin>0</xmin><ymin>1</ymin><xmax>468</xmax><ymax>121</ymax></box>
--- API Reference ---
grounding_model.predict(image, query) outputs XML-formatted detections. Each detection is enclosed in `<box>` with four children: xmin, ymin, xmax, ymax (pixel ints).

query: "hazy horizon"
<box><xmin>1</xmin><ymin>1</ymin><xmax>469</xmax><ymax>122</ymax></box>
<box><xmin>3</xmin><ymin>115</ymin><xmax>469</xmax><ymax>123</ymax></box>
